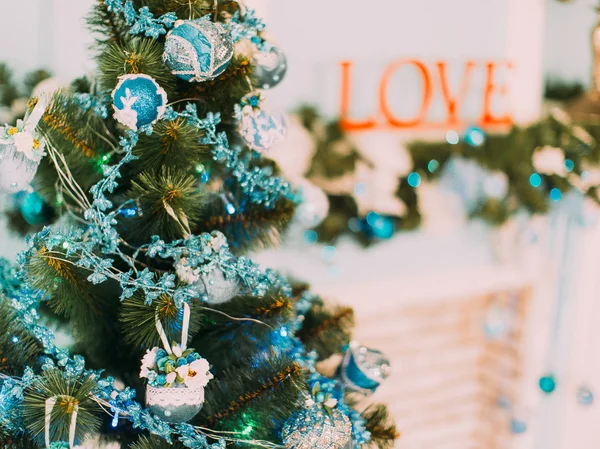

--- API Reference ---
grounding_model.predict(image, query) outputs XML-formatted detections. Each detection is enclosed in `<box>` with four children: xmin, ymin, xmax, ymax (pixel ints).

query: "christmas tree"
<box><xmin>0</xmin><ymin>1</ymin><xmax>398</xmax><ymax>449</ymax></box>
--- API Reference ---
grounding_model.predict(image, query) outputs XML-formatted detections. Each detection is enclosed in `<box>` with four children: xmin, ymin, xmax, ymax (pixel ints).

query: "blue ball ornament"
<box><xmin>164</xmin><ymin>18</ymin><xmax>234</xmax><ymax>83</ymax></box>
<box><xmin>539</xmin><ymin>374</ymin><xmax>556</xmax><ymax>394</ymax></box>
<box><xmin>239</xmin><ymin>108</ymin><xmax>286</xmax><ymax>153</ymax></box>
<box><xmin>19</xmin><ymin>191</ymin><xmax>50</xmax><ymax>226</ymax></box>
<box><xmin>464</xmin><ymin>126</ymin><xmax>486</xmax><ymax>147</ymax></box>
<box><xmin>112</xmin><ymin>74</ymin><xmax>167</xmax><ymax>131</ymax></box>
<box><xmin>339</xmin><ymin>341</ymin><xmax>391</xmax><ymax>395</ymax></box>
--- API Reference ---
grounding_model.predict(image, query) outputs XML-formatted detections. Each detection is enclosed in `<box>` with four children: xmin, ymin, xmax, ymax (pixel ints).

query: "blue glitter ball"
<box><xmin>510</xmin><ymin>418</ymin><xmax>527</xmax><ymax>434</ymax></box>
<box><xmin>239</xmin><ymin>109</ymin><xmax>286</xmax><ymax>153</ymax></box>
<box><xmin>112</xmin><ymin>74</ymin><xmax>167</xmax><ymax>130</ymax></box>
<box><xmin>539</xmin><ymin>374</ymin><xmax>556</xmax><ymax>394</ymax></box>
<box><xmin>164</xmin><ymin>18</ymin><xmax>234</xmax><ymax>83</ymax></box>
<box><xmin>464</xmin><ymin>126</ymin><xmax>486</xmax><ymax>147</ymax></box>
<box><xmin>19</xmin><ymin>191</ymin><xmax>49</xmax><ymax>226</ymax></box>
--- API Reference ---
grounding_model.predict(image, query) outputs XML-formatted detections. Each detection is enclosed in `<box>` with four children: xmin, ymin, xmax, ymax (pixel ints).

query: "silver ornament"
<box><xmin>199</xmin><ymin>268</ymin><xmax>240</xmax><ymax>304</ymax></box>
<box><xmin>164</xmin><ymin>19</ymin><xmax>234</xmax><ymax>83</ymax></box>
<box><xmin>0</xmin><ymin>142</ymin><xmax>41</xmax><ymax>193</ymax></box>
<box><xmin>253</xmin><ymin>47</ymin><xmax>287</xmax><ymax>90</ymax></box>
<box><xmin>282</xmin><ymin>404</ymin><xmax>351</xmax><ymax>449</ymax></box>
<box><xmin>146</xmin><ymin>385</ymin><xmax>204</xmax><ymax>423</ymax></box>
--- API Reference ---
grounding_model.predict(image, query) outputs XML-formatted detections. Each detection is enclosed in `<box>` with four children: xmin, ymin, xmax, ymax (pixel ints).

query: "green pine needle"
<box><xmin>297</xmin><ymin>302</ymin><xmax>355</xmax><ymax>360</ymax></box>
<box><xmin>362</xmin><ymin>404</ymin><xmax>400</xmax><ymax>449</ymax></box>
<box><xmin>23</xmin><ymin>369</ymin><xmax>102</xmax><ymax>447</ymax></box>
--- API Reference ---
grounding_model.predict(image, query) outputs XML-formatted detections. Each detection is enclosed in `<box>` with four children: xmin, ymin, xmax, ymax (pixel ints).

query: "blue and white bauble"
<box><xmin>239</xmin><ymin>108</ymin><xmax>286</xmax><ymax>153</ymax></box>
<box><xmin>253</xmin><ymin>47</ymin><xmax>287</xmax><ymax>90</ymax></box>
<box><xmin>112</xmin><ymin>74</ymin><xmax>167</xmax><ymax>131</ymax></box>
<box><xmin>339</xmin><ymin>341</ymin><xmax>391</xmax><ymax>395</ymax></box>
<box><xmin>163</xmin><ymin>18</ymin><xmax>234</xmax><ymax>83</ymax></box>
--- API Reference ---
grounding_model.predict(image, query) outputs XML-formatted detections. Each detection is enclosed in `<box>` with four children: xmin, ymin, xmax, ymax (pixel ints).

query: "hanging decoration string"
<box><xmin>155</xmin><ymin>302</ymin><xmax>191</xmax><ymax>354</ymax></box>
<box><xmin>44</xmin><ymin>396</ymin><xmax>79</xmax><ymax>449</ymax></box>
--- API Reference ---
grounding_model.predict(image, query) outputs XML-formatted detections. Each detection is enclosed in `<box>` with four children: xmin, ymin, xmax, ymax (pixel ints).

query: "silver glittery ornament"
<box><xmin>281</xmin><ymin>404</ymin><xmax>351</xmax><ymax>449</ymax></box>
<box><xmin>253</xmin><ymin>47</ymin><xmax>287</xmax><ymax>90</ymax></box>
<box><xmin>199</xmin><ymin>268</ymin><xmax>240</xmax><ymax>304</ymax></box>
<box><xmin>146</xmin><ymin>385</ymin><xmax>205</xmax><ymax>423</ymax></box>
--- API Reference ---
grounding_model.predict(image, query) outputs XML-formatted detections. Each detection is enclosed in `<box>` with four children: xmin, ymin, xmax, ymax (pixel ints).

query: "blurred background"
<box><xmin>1</xmin><ymin>0</ymin><xmax>600</xmax><ymax>448</ymax></box>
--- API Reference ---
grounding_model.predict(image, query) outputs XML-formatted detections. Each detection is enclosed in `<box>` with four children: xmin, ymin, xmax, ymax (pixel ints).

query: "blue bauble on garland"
<box><xmin>163</xmin><ymin>18</ymin><xmax>234</xmax><ymax>83</ymax></box>
<box><xmin>18</xmin><ymin>191</ymin><xmax>50</xmax><ymax>226</ymax></box>
<box><xmin>112</xmin><ymin>74</ymin><xmax>168</xmax><ymax>131</ymax></box>
<box><xmin>339</xmin><ymin>341</ymin><xmax>391</xmax><ymax>395</ymax></box>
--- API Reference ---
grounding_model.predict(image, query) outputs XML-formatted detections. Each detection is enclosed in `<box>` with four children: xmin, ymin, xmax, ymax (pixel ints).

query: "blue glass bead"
<box><xmin>112</xmin><ymin>74</ymin><xmax>167</xmax><ymax>130</ymax></box>
<box><xmin>464</xmin><ymin>126</ymin><xmax>486</xmax><ymax>147</ymax></box>
<box><xmin>539</xmin><ymin>375</ymin><xmax>556</xmax><ymax>394</ymax></box>
<box><xmin>163</xmin><ymin>19</ymin><xmax>233</xmax><ymax>82</ymax></box>
<box><xmin>407</xmin><ymin>172</ymin><xmax>421</xmax><ymax>188</ymax></box>
<box><xmin>549</xmin><ymin>188</ymin><xmax>562</xmax><ymax>202</ymax></box>
<box><xmin>578</xmin><ymin>386</ymin><xmax>594</xmax><ymax>406</ymax></box>
<box><xmin>428</xmin><ymin>159</ymin><xmax>440</xmax><ymax>173</ymax></box>
<box><xmin>176</xmin><ymin>357</ymin><xmax>188</xmax><ymax>367</ymax></box>
<box><xmin>157</xmin><ymin>374</ymin><xmax>167</xmax><ymax>386</ymax></box>
<box><xmin>157</xmin><ymin>356</ymin><xmax>169</xmax><ymax>371</ymax></box>
<box><xmin>510</xmin><ymin>418</ymin><xmax>527</xmax><ymax>434</ymax></box>
<box><xmin>366</xmin><ymin>212</ymin><xmax>395</xmax><ymax>240</ymax></box>
<box><xmin>156</xmin><ymin>349</ymin><xmax>168</xmax><ymax>359</ymax></box>
<box><xmin>564</xmin><ymin>159</ymin><xmax>574</xmax><ymax>172</ymax></box>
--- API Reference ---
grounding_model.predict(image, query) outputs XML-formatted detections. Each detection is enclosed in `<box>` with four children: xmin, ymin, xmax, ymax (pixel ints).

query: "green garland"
<box><xmin>299</xmin><ymin>106</ymin><xmax>600</xmax><ymax>245</ymax></box>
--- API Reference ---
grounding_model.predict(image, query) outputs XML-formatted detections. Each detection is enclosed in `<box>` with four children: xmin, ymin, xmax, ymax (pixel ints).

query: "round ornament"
<box><xmin>281</xmin><ymin>404</ymin><xmax>351</xmax><ymax>449</ymax></box>
<box><xmin>198</xmin><ymin>268</ymin><xmax>240</xmax><ymax>304</ymax></box>
<box><xmin>18</xmin><ymin>191</ymin><xmax>51</xmax><ymax>226</ymax></box>
<box><xmin>146</xmin><ymin>384</ymin><xmax>205</xmax><ymax>424</ymax></box>
<box><xmin>164</xmin><ymin>18</ymin><xmax>234</xmax><ymax>83</ymax></box>
<box><xmin>239</xmin><ymin>108</ymin><xmax>286</xmax><ymax>153</ymax></box>
<box><xmin>253</xmin><ymin>46</ymin><xmax>287</xmax><ymax>89</ymax></box>
<box><xmin>0</xmin><ymin>142</ymin><xmax>42</xmax><ymax>193</ymax></box>
<box><xmin>339</xmin><ymin>341</ymin><xmax>391</xmax><ymax>395</ymax></box>
<box><xmin>111</xmin><ymin>74</ymin><xmax>167</xmax><ymax>131</ymax></box>
<box><xmin>294</xmin><ymin>178</ymin><xmax>329</xmax><ymax>228</ymax></box>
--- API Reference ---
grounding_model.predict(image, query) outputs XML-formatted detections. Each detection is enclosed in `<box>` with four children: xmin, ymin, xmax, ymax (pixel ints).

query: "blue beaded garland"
<box><xmin>112</xmin><ymin>74</ymin><xmax>167</xmax><ymax>131</ymax></box>
<box><xmin>164</xmin><ymin>18</ymin><xmax>234</xmax><ymax>83</ymax></box>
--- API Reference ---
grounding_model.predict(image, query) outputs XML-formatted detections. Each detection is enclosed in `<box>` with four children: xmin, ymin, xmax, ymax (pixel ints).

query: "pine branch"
<box><xmin>363</xmin><ymin>404</ymin><xmax>400</xmax><ymax>449</ymax></box>
<box><xmin>297</xmin><ymin>303</ymin><xmax>355</xmax><ymax>360</ymax></box>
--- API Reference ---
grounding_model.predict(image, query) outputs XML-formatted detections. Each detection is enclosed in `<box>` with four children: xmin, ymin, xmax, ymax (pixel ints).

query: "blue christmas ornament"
<box><xmin>19</xmin><ymin>191</ymin><xmax>50</xmax><ymax>226</ymax></box>
<box><xmin>163</xmin><ymin>18</ymin><xmax>234</xmax><ymax>83</ymax></box>
<box><xmin>464</xmin><ymin>126</ymin><xmax>486</xmax><ymax>147</ymax></box>
<box><xmin>539</xmin><ymin>374</ymin><xmax>556</xmax><ymax>394</ymax></box>
<box><xmin>281</xmin><ymin>403</ymin><xmax>351</xmax><ymax>449</ymax></box>
<box><xmin>365</xmin><ymin>212</ymin><xmax>395</xmax><ymax>240</ymax></box>
<box><xmin>112</xmin><ymin>74</ymin><xmax>167</xmax><ymax>131</ymax></box>
<box><xmin>239</xmin><ymin>108</ymin><xmax>286</xmax><ymax>153</ymax></box>
<box><xmin>253</xmin><ymin>46</ymin><xmax>288</xmax><ymax>89</ymax></box>
<box><xmin>339</xmin><ymin>341</ymin><xmax>391</xmax><ymax>395</ymax></box>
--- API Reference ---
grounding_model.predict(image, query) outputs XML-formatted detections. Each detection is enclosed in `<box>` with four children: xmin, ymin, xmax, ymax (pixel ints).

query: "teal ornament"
<box><xmin>253</xmin><ymin>46</ymin><xmax>287</xmax><ymax>89</ymax></box>
<box><xmin>339</xmin><ymin>341</ymin><xmax>391</xmax><ymax>395</ymax></box>
<box><xmin>19</xmin><ymin>191</ymin><xmax>50</xmax><ymax>226</ymax></box>
<box><xmin>365</xmin><ymin>212</ymin><xmax>395</xmax><ymax>240</ymax></box>
<box><xmin>239</xmin><ymin>108</ymin><xmax>286</xmax><ymax>153</ymax></box>
<box><xmin>281</xmin><ymin>403</ymin><xmax>352</xmax><ymax>449</ymax></box>
<box><xmin>464</xmin><ymin>126</ymin><xmax>486</xmax><ymax>147</ymax></box>
<box><xmin>163</xmin><ymin>18</ymin><xmax>233</xmax><ymax>82</ymax></box>
<box><xmin>112</xmin><ymin>74</ymin><xmax>167</xmax><ymax>131</ymax></box>
<box><xmin>539</xmin><ymin>374</ymin><xmax>556</xmax><ymax>394</ymax></box>
<box><xmin>577</xmin><ymin>386</ymin><xmax>594</xmax><ymax>406</ymax></box>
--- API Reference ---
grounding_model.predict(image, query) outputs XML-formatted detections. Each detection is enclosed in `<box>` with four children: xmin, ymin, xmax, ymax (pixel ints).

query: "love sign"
<box><xmin>339</xmin><ymin>59</ymin><xmax>514</xmax><ymax>131</ymax></box>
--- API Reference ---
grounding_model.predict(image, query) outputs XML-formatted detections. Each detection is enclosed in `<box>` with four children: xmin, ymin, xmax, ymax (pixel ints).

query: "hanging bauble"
<box><xmin>339</xmin><ymin>341</ymin><xmax>391</xmax><ymax>395</ymax></box>
<box><xmin>163</xmin><ymin>18</ymin><xmax>234</xmax><ymax>83</ymax></box>
<box><xmin>293</xmin><ymin>177</ymin><xmax>329</xmax><ymax>228</ymax></box>
<box><xmin>281</xmin><ymin>403</ymin><xmax>351</xmax><ymax>449</ymax></box>
<box><xmin>239</xmin><ymin>107</ymin><xmax>286</xmax><ymax>153</ymax></box>
<box><xmin>146</xmin><ymin>384</ymin><xmax>205</xmax><ymax>423</ymax></box>
<box><xmin>141</xmin><ymin>304</ymin><xmax>213</xmax><ymax>423</ymax></box>
<box><xmin>253</xmin><ymin>46</ymin><xmax>288</xmax><ymax>89</ymax></box>
<box><xmin>18</xmin><ymin>191</ymin><xmax>51</xmax><ymax>226</ymax></box>
<box><xmin>111</xmin><ymin>74</ymin><xmax>167</xmax><ymax>131</ymax></box>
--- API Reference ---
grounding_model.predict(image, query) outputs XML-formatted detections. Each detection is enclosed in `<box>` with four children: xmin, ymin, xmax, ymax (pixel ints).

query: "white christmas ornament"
<box><xmin>0</xmin><ymin>95</ymin><xmax>49</xmax><ymax>193</ymax></box>
<box><xmin>292</xmin><ymin>177</ymin><xmax>330</xmax><ymax>228</ymax></box>
<box><xmin>239</xmin><ymin>107</ymin><xmax>286</xmax><ymax>153</ymax></box>
<box><xmin>532</xmin><ymin>146</ymin><xmax>566</xmax><ymax>176</ymax></box>
<box><xmin>269</xmin><ymin>115</ymin><xmax>316</xmax><ymax>177</ymax></box>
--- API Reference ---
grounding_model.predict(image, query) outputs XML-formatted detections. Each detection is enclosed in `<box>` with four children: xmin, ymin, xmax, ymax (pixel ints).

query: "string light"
<box><xmin>529</xmin><ymin>173</ymin><xmax>542</xmax><ymax>188</ymax></box>
<box><xmin>407</xmin><ymin>172</ymin><xmax>421</xmax><ymax>188</ymax></box>
<box><xmin>445</xmin><ymin>130</ymin><xmax>459</xmax><ymax>145</ymax></box>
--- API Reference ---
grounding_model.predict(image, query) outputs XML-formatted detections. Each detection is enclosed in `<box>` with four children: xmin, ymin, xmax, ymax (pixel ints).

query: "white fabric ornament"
<box><xmin>239</xmin><ymin>108</ymin><xmax>286</xmax><ymax>153</ymax></box>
